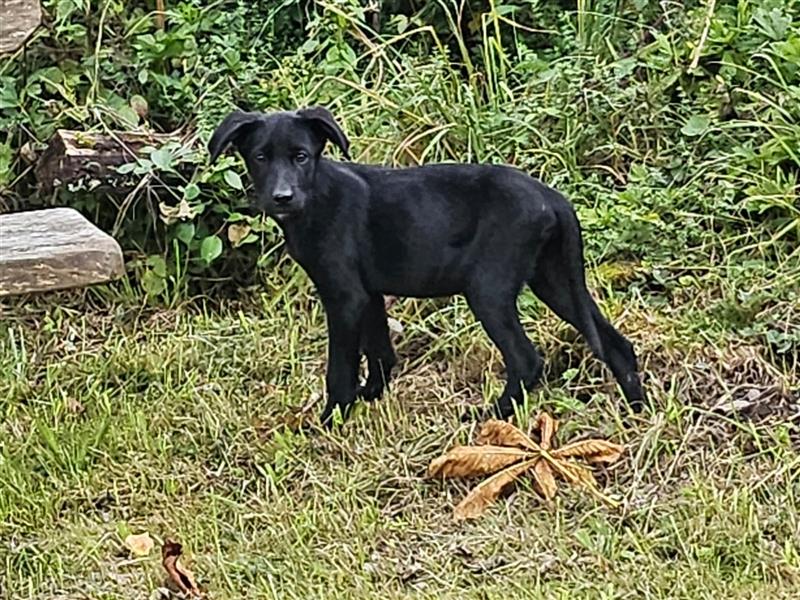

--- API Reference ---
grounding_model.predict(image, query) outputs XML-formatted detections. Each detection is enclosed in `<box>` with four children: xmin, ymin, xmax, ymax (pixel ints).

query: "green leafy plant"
<box><xmin>0</xmin><ymin>0</ymin><xmax>796</xmax><ymax>305</ymax></box>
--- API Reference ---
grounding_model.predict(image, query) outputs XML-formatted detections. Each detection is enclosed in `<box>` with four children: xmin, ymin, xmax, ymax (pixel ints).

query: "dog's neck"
<box><xmin>275</xmin><ymin>159</ymin><xmax>351</xmax><ymax>263</ymax></box>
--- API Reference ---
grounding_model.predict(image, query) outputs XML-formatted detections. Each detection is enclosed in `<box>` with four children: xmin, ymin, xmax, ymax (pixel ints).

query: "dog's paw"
<box><xmin>357</xmin><ymin>382</ymin><xmax>384</xmax><ymax>403</ymax></box>
<box><xmin>620</xmin><ymin>397</ymin><xmax>650</xmax><ymax>429</ymax></box>
<box><xmin>628</xmin><ymin>398</ymin><xmax>646</xmax><ymax>414</ymax></box>
<box><xmin>319</xmin><ymin>401</ymin><xmax>355</xmax><ymax>429</ymax></box>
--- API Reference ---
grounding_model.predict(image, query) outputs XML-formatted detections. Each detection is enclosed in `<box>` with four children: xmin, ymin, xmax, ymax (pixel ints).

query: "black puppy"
<box><xmin>209</xmin><ymin>107</ymin><xmax>645</xmax><ymax>425</ymax></box>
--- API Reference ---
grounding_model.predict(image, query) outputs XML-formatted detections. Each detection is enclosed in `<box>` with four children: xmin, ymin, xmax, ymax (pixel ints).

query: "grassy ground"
<box><xmin>2</xmin><ymin>258</ymin><xmax>798</xmax><ymax>599</ymax></box>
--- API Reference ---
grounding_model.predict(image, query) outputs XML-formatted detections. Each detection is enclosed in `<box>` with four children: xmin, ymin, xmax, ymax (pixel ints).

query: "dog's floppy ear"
<box><xmin>208</xmin><ymin>111</ymin><xmax>261</xmax><ymax>163</ymax></box>
<box><xmin>297</xmin><ymin>106</ymin><xmax>351</xmax><ymax>160</ymax></box>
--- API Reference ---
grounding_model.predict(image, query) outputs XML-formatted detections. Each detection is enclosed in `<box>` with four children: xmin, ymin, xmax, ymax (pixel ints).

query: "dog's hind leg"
<box><xmin>465</xmin><ymin>283</ymin><xmax>544</xmax><ymax>420</ymax></box>
<box><xmin>358</xmin><ymin>295</ymin><xmax>397</xmax><ymax>402</ymax></box>
<box><xmin>528</xmin><ymin>206</ymin><xmax>645</xmax><ymax>412</ymax></box>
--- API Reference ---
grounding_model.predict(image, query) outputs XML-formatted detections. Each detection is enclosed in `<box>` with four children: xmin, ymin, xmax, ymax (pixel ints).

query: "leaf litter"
<box><xmin>124</xmin><ymin>532</ymin><xmax>154</xmax><ymax>557</ymax></box>
<box><xmin>428</xmin><ymin>413</ymin><xmax>625</xmax><ymax>519</ymax></box>
<box><xmin>162</xmin><ymin>538</ymin><xmax>202</xmax><ymax>598</ymax></box>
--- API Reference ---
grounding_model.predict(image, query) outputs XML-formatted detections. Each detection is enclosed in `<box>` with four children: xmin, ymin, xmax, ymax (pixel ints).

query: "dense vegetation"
<box><xmin>2</xmin><ymin>0</ymin><xmax>797</xmax><ymax>312</ymax></box>
<box><xmin>1</xmin><ymin>1</ymin><xmax>798</xmax><ymax>598</ymax></box>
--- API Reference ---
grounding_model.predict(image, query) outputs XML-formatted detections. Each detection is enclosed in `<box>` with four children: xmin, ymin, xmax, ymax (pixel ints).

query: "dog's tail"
<box><xmin>527</xmin><ymin>197</ymin><xmax>605</xmax><ymax>358</ymax></box>
<box><xmin>528</xmin><ymin>194</ymin><xmax>645</xmax><ymax>409</ymax></box>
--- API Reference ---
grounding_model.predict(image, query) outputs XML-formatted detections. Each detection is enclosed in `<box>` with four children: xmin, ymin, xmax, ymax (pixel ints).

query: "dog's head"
<box><xmin>208</xmin><ymin>107</ymin><xmax>350</xmax><ymax>218</ymax></box>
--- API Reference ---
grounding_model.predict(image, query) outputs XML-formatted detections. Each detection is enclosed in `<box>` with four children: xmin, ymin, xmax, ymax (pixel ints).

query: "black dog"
<box><xmin>209</xmin><ymin>107</ymin><xmax>645</xmax><ymax>425</ymax></box>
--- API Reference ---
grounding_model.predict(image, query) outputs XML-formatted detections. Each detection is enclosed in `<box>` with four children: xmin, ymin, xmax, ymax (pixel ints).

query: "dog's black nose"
<box><xmin>273</xmin><ymin>191</ymin><xmax>293</xmax><ymax>205</ymax></box>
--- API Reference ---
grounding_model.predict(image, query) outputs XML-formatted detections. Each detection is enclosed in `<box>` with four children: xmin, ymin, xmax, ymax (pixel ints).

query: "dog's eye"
<box><xmin>295</xmin><ymin>151</ymin><xmax>309</xmax><ymax>164</ymax></box>
<box><xmin>255</xmin><ymin>152</ymin><xmax>266</xmax><ymax>162</ymax></box>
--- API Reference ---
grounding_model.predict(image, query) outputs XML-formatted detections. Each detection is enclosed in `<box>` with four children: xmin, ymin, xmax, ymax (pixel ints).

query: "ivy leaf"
<box><xmin>175</xmin><ymin>223</ymin><xmax>195</xmax><ymax>246</ymax></box>
<box><xmin>183</xmin><ymin>183</ymin><xmax>200</xmax><ymax>200</ymax></box>
<box><xmin>141</xmin><ymin>269</ymin><xmax>166</xmax><ymax>296</ymax></box>
<box><xmin>681</xmin><ymin>115</ymin><xmax>710</xmax><ymax>137</ymax></box>
<box><xmin>115</xmin><ymin>162</ymin><xmax>137</xmax><ymax>175</ymax></box>
<box><xmin>147</xmin><ymin>255</ymin><xmax>167</xmax><ymax>278</ymax></box>
<box><xmin>393</xmin><ymin>14</ymin><xmax>408</xmax><ymax>34</ymax></box>
<box><xmin>224</xmin><ymin>170</ymin><xmax>244</xmax><ymax>191</ymax></box>
<box><xmin>200</xmin><ymin>235</ymin><xmax>223</xmax><ymax>264</ymax></box>
<box><xmin>299</xmin><ymin>38</ymin><xmax>319</xmax><ymax>55</ymax></box>
<box><xmin>150</xmin><ymin>147</ymin><xmax>174</xmax><ymax>171</ymax></box>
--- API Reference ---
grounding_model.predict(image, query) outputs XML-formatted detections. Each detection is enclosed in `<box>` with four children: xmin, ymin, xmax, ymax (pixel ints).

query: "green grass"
<box><xmin>1</xmin><ymin>262</ymin><xmax>798</xmax><ymax>599</ymax></box>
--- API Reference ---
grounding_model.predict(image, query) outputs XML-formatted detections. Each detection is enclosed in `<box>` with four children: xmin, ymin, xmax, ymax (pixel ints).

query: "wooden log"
<box><xmin>35</xmin><ymin>129</ymin><xmax>178</xmax><ymax>194</ymax></box>
<box><xmin>0</xmin><ymin>207</ymin><xmax>124</xmax><ymax>297</ymax></box>
<box><xmin>0</xmin><ymin>0</ymin><xmax>42</xmax><ymax>54</ymax></box>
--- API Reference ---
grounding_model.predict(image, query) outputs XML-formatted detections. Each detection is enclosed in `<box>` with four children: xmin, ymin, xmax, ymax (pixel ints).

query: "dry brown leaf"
<box><xmin>549</xmin><ymin>461</ymin><xmax>600</xmax><ymax>495</ymax></box>
<box><xmin>554</xmin><ymin>439</ymin><xmax>625</xmax><ymax>464</ymax></box>
<box><xmin>550</xmin><ymin>460</ymin><xmax>620</xmax><ymax>507</ymax></box>
<box><xmin>536</xmin><ymin>413</ymin><xmax>559</xmax><ymax>448</ymax></box>
<box><xmin>124</xmin><ymin>532</ymin><xmax>154</xmax><ymax>557</ymax></box>
<box><xmin>532</xmin><ymin>460</ymin><xmax>558</xmax><ymax>500</ymax></box>
<box><xmin>159</xmin><ymin>199</ymin><xmax>195</xmax><ymax>224</ymax></box>
<box><xmin>476</xmin><ymin>419</ymin><xmax>540</xmax><ymax>452</ymax></box>
<box><xmin>429</xmin><ymin>411</ymin><xmax>624</xmax><ymax>516</ymax></box>
<box><xmin>427</xmin><ymin>445</ymin><xmax>533</xmax><ymax>479</ymax></box>
<box><xmin>454</xmin><ymin>458</ymin><xmax>539</xmax><ymax>520</ymax></box>
<box><xmin>227</xmin><ymin>222</ymin><xmax>251</xmax><ymax>246</ymax></box>
<box><xmin>162</xmin><ymin>539</ymin><xmax>202</xmax><ymax>598</ymax></box>
<box><xmin>66</xmin><ymin>397</ymin><xmax>84</xmax><ymax>414</ymax></box>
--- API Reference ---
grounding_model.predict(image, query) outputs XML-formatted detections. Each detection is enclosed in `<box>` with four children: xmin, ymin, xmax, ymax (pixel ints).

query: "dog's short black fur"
<box><xmin>209</xmin><ymin>107</ymin><xmax>646</xmax><ymax>425</ymax></box>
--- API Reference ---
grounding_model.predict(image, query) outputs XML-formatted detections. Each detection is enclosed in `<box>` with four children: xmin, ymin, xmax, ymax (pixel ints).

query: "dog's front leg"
<box><xmin>319</xmin><ymin>294</ymin><xmax>368</xmax><ymax>427</ymax></box>
<box><xmin>358</xmin><ymin>295</ymin><xmax>397</xmax><ymax>402</ymax></box>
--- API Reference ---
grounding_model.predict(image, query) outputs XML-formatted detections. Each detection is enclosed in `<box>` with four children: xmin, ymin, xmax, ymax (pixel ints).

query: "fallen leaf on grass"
<box><xmin>531</xmin><ymin>413</ymin><xmax>558</xmax><ymax>499</ymax></box>
<box><xmin>454</xmin><ymin>458</ymin><xmax>539</xmax><ymax>520</ymax></box>
<box><xmin>66</xmin><ymin>397</ymin><xmax>85</xmax><ymax>414</ymax></box>
<box><xmin>428</xmin><ymin>413</ymin><xmax>625</xmax><ymax>519</ymax></box>
<box><xmin>125</xmin><ymin>532</ymin><xmax>154</xmax><ymax>557</ymax></box>
<box><xmin>162</xmin><ymin>539</ymin><xmax>202</xmax><ymax>597</ymax></box>
<box><xmin>554</xmin><ymin>439</ymin><xmax>625</xmax><ymax>463</ymax></box>
<box><xmin>427</xmin><ymin>445</ymin><xmax>534</xmax><ymax>479</ymax></box>
<box><xmin>532</xmin><ymin>460</ymin><xmax>557</xmax><ymax>500</ymax></box>
<box><xmin>476</xmin><ymin>419</ymin><xmax>540</xmax><ymax>451</ymax></box>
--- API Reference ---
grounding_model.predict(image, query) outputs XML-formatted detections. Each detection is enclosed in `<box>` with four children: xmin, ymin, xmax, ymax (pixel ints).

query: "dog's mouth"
<box><xmin>254</xmin><ymin>202</ymin><xmax>302</xmax><ymax>217</ymax></box>
<box><xmin>269</xmin><ymin>206</ymin><xmax>302</xmax><ymax>219</ymax></box>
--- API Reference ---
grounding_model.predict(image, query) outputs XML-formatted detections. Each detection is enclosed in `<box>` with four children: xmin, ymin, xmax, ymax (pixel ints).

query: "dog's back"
<box><xmin>333</xmin><ymin>161</ymin><xmax>560</xmax><ymax>297</ymax></box>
